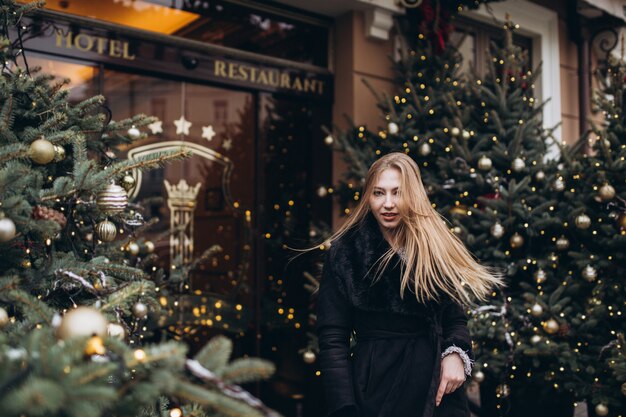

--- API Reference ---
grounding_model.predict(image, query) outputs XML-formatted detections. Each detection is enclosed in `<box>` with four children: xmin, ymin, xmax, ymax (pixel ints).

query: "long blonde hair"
<box><xmin>328</xmin><ymin>152</ymin><xmax>503</xmax><ymax>306</ymax></box>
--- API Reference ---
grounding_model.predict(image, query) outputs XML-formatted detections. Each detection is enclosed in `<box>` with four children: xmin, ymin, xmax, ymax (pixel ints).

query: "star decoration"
<box><xmin>148</xmin><ymin>120</ymin><xmax>163</xmax><ymax>135</ymax></box>
<box><xmin>174</xmin><ymin>116</ymin><xmax>192</xmax><ymax>136</ymax></box>
<box><xmin>223</xmin><ymin>138</ymin><xmax>233</xmax><ymax>151</ymax></box>
<box><xmin>202</xmin><ymin>125</ymin><xmax>216</xmax><ymax>141</ymax></box>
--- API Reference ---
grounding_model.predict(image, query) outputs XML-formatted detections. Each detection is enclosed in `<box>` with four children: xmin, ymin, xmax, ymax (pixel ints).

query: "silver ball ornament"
<box><xmin>324</xmin><ymin>135</ymin><xmax>334</xmax><ymax>145</ymax></box>
<box><xmin>132</xmin><ymin>302</ymin><xmax>148</xmax><ymax>319</ymax></box>
<box><xmin>553</xmin><ymin>178</ymin><xmax>565</xmax><ymax>192</ymax></box>
<box><xmin>0</xmin><ymin>217</ymin><xmax>17</xmax><ymax>242</ymax></box>
<box><xmin>595</xmin><ymin>403</ymin><xmax>609</xmax><ymax>417</ymax></box>
<box><xmin>530</xmin><ymin>303</ymin><xmax>543</xmax><ymax>317</ymax></box>
<box><xmin>511</xmin><ymin>158</ymin><xmax>525</xmax><ymax>172</ymax></box>
<box><xmin>581</xmin><ymin>265</ymin><xmax>597</xmax><ymax>282</ymax></box>
<box><xmin>478</xmin><ymin>155</ymin><xmax>493</xmax><ymax>171</ymax></box>
<box><xmin>462</xmin><ymin>130</ymin><xmax>471</xmax><ymax>140</ymax></box>
<box><xmin>534</xmin><ymin>268</ymin><xmax>547</xmax><ymax>284</ymax></box>
<box><xmin>56</xmin><ymin>307</ymin><xmax>107</xmax><ymax>340</ymax></box>
<box><xmin>316</xmin><ymin>186</ymin><xmax>328</xmax><ymax>198</ymax></box>
<box><xmin>419</xmin><ymin>143</ymin><xmax>431</xmax><ymax>156</ymax></box>
<box><xmin>53</xmin><ymin>145</ymin><xmax>66</xmax><ymax>162</ymax></box>
<box><xmin>535</xmin><ymin>170</ymin><xmax>546</xmax><ymax>181</ymax></box>
<box><xmin>388</xmin><ymin>122</ymin><xmax>399</xmax><ymax>134</ymax></box>
<box><xmin>490</xmin><ymin>222</ymin><xmax>505</xmax><ymax>238</ymax></box>
<box><xmin>473</xmin><ymin>370</ymin><xmax>485</xmax><ymax>383</ymax></box>
<box><xmin>107</xmin><ymin>323</ymin><xmax>126</xmax><ymax>339</ymax></box>
<box><xmin>575</xmin><ymin>214</ymin><xmax>591</xmax><ymax>230</ymax></box>
<box><xmin>450</xmin><ymin>127</ymin><xmax>460</xmax><ymax>137</ymax></box>
<box><xmin>302</xmin><ymin>350</ymin><xmax>316</xmax><ymax>364</ymax></box>
<box><xmin>556</xmin><ymin>236</ymin><xmax>570</xmax><ymax>251</ymax></box>
<box><xmin>530</xmin><ymin>334</ymin><xmax>542</xmax><ymax>344</ymax></box>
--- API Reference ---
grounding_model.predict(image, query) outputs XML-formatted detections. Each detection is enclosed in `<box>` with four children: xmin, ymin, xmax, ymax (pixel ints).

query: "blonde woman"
<box><xmin>316</xmin><ymin>152</ymin><xmax>502</xmax><ymax>417</ymax></box>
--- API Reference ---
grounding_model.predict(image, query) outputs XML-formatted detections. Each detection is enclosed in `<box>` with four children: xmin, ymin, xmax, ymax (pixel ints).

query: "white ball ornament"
<box><xmin>324</xmin><ymin>135</ymin><xmax>334</xmax><ymax>146</ymax></box>
<box><xmin>556</xmin><ymin>236</ymin><xmax>570</xmax><ymax>251</ymax></box>
<box><xmin>316</xmin><ymin>186</ymin><xmax>328</xmax><ymax>198</ymax></box>
<box><xmin>490</xmin><ymin>222</ymin><xmax>505</xmax><ymax>238</ymax></box>
<box><xmin>581</xmin><ymin>265</ymin><xmax>597</xmax><ymax>282</ymax></box>
<box><xmin>450</xmin><ymin>127</ymin><xmax>460</xmax><ymax>137</ymax></box>
<box><xmin>462</xmin><ymin>130</ymin><xmax>471</xmax><ymax>140</ymax></box>
<box><xmin>127</xmin><ymin>125</ymin><xmax>141</xmax><ymax>139</ymax></box>
<box><xmin>530</xmin><ymin>303</ymin><xmax>543</xmax><ymax>317</ymax></box>
<box><xmin>302</xmin><ymin>350</ymin><xmax>316</xmax><ymax>364</ymax></box>
<box><xmin>56</xmin><ymin>307</ymin><xmax>108</xmax><ymax>340</ymax></box>
<box><xmin>0</xmin><ymin>216</ymin><xmax>17</xmax><ymax>242</ymax></box>
<box><xmin>107</xmin><ymin>323</ymin><xmax>126</xmax><ymax>339</ymax></box>
<box><xmin>473</xmin><ymin>370</ymin><xmax>485</xmax><ymax>382</ymax></box>
<box><xmin>534</xmin><ymin>268</ymin><xmax>547</xmax><ymax>284</ymax></box>
<box><xmin>553</xmin><ymin>178</ymin><xmax>565</xmax><ymax>192</ymax></box>
<box><xmin>535</xmin><ymin>170</ymin><xmax>546</xmax><ymax>181</ymax></box>
<box><xmin>419</xmin><ymin>143</ymin><xmax>431</xmax><ymax>156</ymax></box>
<box><xmin>530</xmin><ymin>335</ymin><xmax>542</xmax><ymax>344</ymax></box>
<box><xmin>388</xmin><ymin>122</ymin><xmax>399</xmax><ymax>134</ymax></box>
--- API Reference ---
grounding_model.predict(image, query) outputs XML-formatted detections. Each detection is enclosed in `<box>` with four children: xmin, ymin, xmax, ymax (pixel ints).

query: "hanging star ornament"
<box><xmin>223</xmin><ymin>138</ymin><xmax>233</xmax><ymax>151</ymax></box>
<box><xmin>174</xmin><ymin>116</ymin><xmax>192</xmax><ymax>136</ymax></box>
<box><xmin>148</xmin><ymin>120</ymin><xmax>163</xmax><ymax>135</ymax></box>
<box><xmin>202</xmin><ymin>125</ymin><xmax>216</xmax><ymax>141</ymax></box>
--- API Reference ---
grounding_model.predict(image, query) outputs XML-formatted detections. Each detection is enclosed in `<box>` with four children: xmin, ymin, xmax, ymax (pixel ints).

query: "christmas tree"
<box><xmin>0</xmin><ymin>1</ymin><xmax>277</xmax><ymax>416</ymax></box>
<box><xmin>550</xmin><ymin>56</ymin><xmax>626</xmax><ymax>417</ymax></box>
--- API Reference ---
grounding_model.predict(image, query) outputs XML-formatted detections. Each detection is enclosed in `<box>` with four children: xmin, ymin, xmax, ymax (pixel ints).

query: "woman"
<box><xmin>316</xmin><ymin>152</ymin><xmax>502</xmax><ymax>417</ymax></box>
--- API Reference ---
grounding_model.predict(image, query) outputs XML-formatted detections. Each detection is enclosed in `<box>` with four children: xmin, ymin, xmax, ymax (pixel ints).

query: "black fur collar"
<box><xmin>330</xmin><ymin>212</ymin><xmax>432</xmax><ymax>316</ymax></box>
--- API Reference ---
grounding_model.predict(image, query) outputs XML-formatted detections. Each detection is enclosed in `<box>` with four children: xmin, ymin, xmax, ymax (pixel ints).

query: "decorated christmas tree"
<box><xmin>0</xmin><ymin>1</ymin><xmax>277</xmax><ymax>416</ymax></box>
<box><xmin>550</xmin><ymin>56</ymin><xmax>626</xmax><ymax>417</ymax></box>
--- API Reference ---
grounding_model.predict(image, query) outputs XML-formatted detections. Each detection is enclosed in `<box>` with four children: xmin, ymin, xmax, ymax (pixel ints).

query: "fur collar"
<box><xmin>329</xmin><ymin>213</ymin><xmax>434</xmax><ymax>316</ymax></box>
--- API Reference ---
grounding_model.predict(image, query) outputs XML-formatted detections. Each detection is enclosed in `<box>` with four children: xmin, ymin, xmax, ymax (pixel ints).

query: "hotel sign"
<box><xmin>21</xmin><ymin>22</ymin><xmax>331</xmax><ymax>100</ymax></box>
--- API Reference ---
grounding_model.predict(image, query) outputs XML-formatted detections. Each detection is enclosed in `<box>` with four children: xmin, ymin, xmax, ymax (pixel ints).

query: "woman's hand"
<box><xmin>435</xmin><ymin>352</ymin><xmax>466</xmax><ymax>406</ymax></box>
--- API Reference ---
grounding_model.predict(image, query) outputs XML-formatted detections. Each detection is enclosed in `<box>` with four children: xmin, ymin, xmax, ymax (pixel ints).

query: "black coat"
<box><xmin>316</xmin><ymin>213</ymin><xmax>472</xmax><ymax>417</ymax></box>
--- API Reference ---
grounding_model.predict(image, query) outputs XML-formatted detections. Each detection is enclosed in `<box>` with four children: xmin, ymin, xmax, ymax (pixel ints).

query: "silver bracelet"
<box><xmin>441</xmin><ymin>345</ymin><xmax>473</xmax><ymax>377</ymax></box>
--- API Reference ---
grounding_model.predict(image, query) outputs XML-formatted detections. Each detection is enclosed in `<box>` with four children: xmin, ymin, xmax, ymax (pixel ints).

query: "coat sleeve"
<box><xmin>316</xmin><ymin>247</ymin><xmax>358</xmax><ymax>417</ymax></box>
<box><xmin>440</xmin><ymin>300</ymin><xmax>474</xmax><ymax>376</ymax></box>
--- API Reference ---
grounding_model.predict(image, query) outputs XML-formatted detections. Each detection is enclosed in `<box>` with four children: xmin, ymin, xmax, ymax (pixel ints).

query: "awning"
<box><xmin>582</xmin><ymin>0</ymin><xmax>626</xmax><ymax>22</ymax></box>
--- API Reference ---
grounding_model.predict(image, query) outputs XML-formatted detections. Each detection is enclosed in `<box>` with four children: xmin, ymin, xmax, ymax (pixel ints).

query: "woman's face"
<box><xmin>369</xmin><ymin>168</ymin><xmax>402</xmax><ymax>230</ymax></box>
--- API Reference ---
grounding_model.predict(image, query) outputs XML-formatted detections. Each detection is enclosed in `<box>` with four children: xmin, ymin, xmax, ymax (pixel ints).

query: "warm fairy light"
<box><xmin>134</xmin><ymin>349</ymin><xmax>146</xmax><ymax>361</ymax></box>
<box><xmin>169</xmin><ymin>408</ymin><xmax>182</xmax><ymax>417</ymax></box>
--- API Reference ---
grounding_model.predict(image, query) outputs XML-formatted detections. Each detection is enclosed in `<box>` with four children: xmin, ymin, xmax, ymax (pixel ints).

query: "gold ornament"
<box><xmin>53</xmin><ymin>145</ymin><xmax>66</xmax><ymax>162</ymax></box>
<box><xmin>511</xmin><ymin>158</ymin><xmax>525</xmax><ymax>172</ymax></box>
<box><xmin>616</xmin><ymin>212</ymin><xmax>626</xmax><ymax>229</ymax></box>
<box><xmin>84</xmin><ymin>335</ymin><xmax>106</xmax><ymax>356</ymax></box>
<box><xmin>575</xmin><ymin>214</ymin><xmax>591</xmax><ymax>229</ymax></box>
<box><xmin>530</xmin><ymin>303</ymin><xmax>543</xmax><ymax>317</ymax></box>
<box><xmin>95</xmin><ymin>220</ymin><xmax>117</xmax><ymax>242</ymax></box>
<box><xmin>388</xmin><ymin>122</ymin><xmax>399</xmax><ymax>134</ymax></box>
<box><xmin>490</xmin><ymin>222</ymin><xmax>505</xmax><ymax>238</ymax></box>
<box><xmin>534</xmin><ymin>268</ymin><xmax>547</xmax><ymax>283</ymax></box>
<box><xmin>132</xmin><ymin>302</ymin><xmax>148</xmax><ymax>319</ymax></box>
<box><xmin>543</xmin><ymin>319</ymin><xmax>559</xmax><ymax>334</ymax></box>
<box><xmin>127</xmin><ymin>242</ymin><xmax>140</xmax><ymax>256</ymax></box>
<box><xmin>57</xmin><ymin>307</ymin><xmax>107</xmax><ymax>340</ymax></box>
<box><xmin>0</xmin><ymin>307</ymin><xmax>9</xmax><ymax>328</ymax></box>
<box><xmin>121</xmin><ymin>174</ymin><xmax>136</xmax><ymax>192</ymax></box>
<box><xmin>0</xmin><ymin>216</ymin><xmax>17</xmax><ymax>242</ymax></box>
<box><xmin>96</xmin><ymin>183</ymin><xmax>128</xmax><ymax>214</ymax></box>
<box><xmin>324</xmin><ymin>135</ymin><xmax>334</xmax><ymax>145</ymax></box>
<box><xmin>581</xmin><ymin>265</ymin><xmax>597</xmax><ymax>282</ymax></box>
<box><xmin>419</xmin><ymin>142</ymin><xmax>431</xmax><ymax>156</ymax></box>
<box><xmin>106</xmin><ymin>323</ymin><xmax>126</xmax><ymax>339</ymax></box>
<box><xmin>21</xmin><ymin>259</ymin><xmax>31</xmax><ymax>268</ymax></box>
<box><xmin>478</xmin><ymin>155</ymin><xmax>493</xmax><ymax>171</ymax></box>
<box><xmin>28</xmin><ymin>138</ymin><xmax>55</xmax><ymax>164</ymax></box>
<box><xmin>302</xmin><ymin>350</ymin><xmax>316</xmax><ymax>364</ymax></box>
<box><xmin>144</xmin><ymin>240</ymin><xmax>155</xmax><ymax>253</ymax></box>
<box><xmin>450</xmin><ymin>127</ymin><xmax>460</xmax><ymax>137</ymax></box>
<box><xmin>555</xmin><ymin>236</ymin><xmax>570</xmax><ymax>250</ymax></box>
<box><xmin>553</xmin><ymin>178</ymin><xmax>565</xmax><ymax>192</ymax></box>
<box><xmin>510</xmin><ymin>233</ymin><xmax>524</xmax><ymax>248</ymax></box>
<box><xmin>473</xmin><ymin>370</ymin><xmax>485</xmax><ymax>383</ymax></box>
<box><xmin>449</xmin><ymin>205</ymin><xmax>468</xmax><ymax>216</ymax></box>
<box><xmin>598</xmin><ymin>183</ymin><xmax>616</xmax><ymax>202</ymax></box>
<box><xmin>595</xmin><ymin>403</ymin><xmax>609</xmax><ymax>417</ymax></box>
